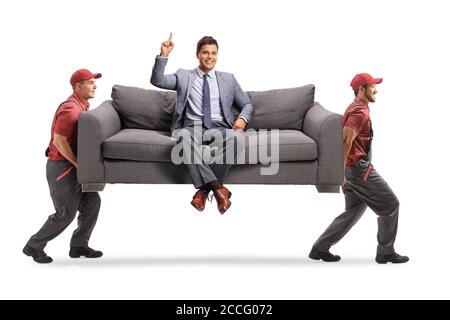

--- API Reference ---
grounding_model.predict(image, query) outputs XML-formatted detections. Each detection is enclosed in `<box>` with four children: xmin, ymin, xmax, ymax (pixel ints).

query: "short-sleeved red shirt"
<box><xmin>343</xmin><ymin>97</ymin><xmax>372</xmax><ymax>167</ymax></box>
<box><xmin>47</xmin><ymin>92</ymin><xmax>89</xmax><ymax>161</ymax></box>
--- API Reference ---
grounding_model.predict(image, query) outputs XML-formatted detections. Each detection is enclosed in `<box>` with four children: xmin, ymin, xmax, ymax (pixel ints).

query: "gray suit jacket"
<box><xmin>150</xmin><ymin>56</ymin><xmax>254</xmax><ymax>133</ymax></box>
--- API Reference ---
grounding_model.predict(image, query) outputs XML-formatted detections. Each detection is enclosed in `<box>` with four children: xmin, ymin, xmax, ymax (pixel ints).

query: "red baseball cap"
<box><xmin>70</xmin><ymin>69</ymin><xmax>102</xmax><ymax>87</ymax></box>
<box><xmin>350</xmin><ymin>73</ymin><xmax>382</xmax><ymax>90</ymax></box>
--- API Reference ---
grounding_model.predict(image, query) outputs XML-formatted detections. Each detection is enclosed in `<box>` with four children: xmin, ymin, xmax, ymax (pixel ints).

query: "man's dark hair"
<box><xmin>354</xmin><ymin>84</ymin><xmax>368</xmax><ymax>96</ymax></box>
<box><xmin>196</xmin><ymin>36</ymin><xmax>219</xmax><ymax>54</ymax></box>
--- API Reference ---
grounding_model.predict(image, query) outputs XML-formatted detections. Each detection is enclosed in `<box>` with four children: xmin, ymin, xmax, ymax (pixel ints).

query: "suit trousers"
<box><xmin>27</xmin><ymin>160</ymin><xmax>101</xmax><ymax>251</ymax></box>
<box><xmin>313</xmin><ymin>158</ymin><xmax>400</xmax><ymax>256</ymax></box>
<box><xmin>178</xmin><ymin>122</ymin><xmax>245</xmax><ymax>189</ymax></box>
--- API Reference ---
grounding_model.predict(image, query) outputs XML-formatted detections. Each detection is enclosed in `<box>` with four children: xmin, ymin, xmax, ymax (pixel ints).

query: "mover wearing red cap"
<box><xmin>350</xmin><ymin>73</ymin><xmax>382</xmax><ymax>92</ymax></box>
<box><xmin>23</xmin><ymin>69</ymin><xmax>103</xmax><ymax>264</ymax></box>
<box><xmin>70</xmin><ymin>69</ymin><xmax>102</xmax><ymax>87</ymax></box>
<box><xmin>309</xmin><ymin>73</ymin><xmax>409</xmax><ymax>264</ymax></box>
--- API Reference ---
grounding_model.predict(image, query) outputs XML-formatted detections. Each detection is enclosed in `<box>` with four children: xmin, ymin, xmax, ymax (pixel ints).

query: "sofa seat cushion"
<box><xmin>102</xmin><ymin>129</ymin><xmax>317</xmax><ymax>163</ymax></box>
<box><xmin>103</xmin><ymin>129</ymin><xmax>175</xmax><ymax>162</ymax></box>
<box><xmin>243</xmin><ymin>129</ymin><xmax>317</xmax><ymax>163</ymax></box>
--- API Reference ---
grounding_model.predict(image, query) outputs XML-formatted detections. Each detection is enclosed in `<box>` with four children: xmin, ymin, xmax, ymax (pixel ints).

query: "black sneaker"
<box><xmin>23</xmin><ymin>244</ymin><xmax>53</xmax><ymax>264</ymax></box>
<box><xmin>376</xmin><ymin>253</ymin><xmax>409</xmax><ymax>264</ymax></box>
<box><xmin>309</xmin><ymin>246</ymin><xmax>341</xmax><ymax>262</ymax></box>
<box><xmin>69</xmin><ymin>246</ymin><xmax>103</xmax><ymax>258</ymax></box>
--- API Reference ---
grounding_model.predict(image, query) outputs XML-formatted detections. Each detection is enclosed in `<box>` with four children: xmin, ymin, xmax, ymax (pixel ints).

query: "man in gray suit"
<box><xmin>151</xmin><ymin>33</ymin><xmax>254</xmax><ymax>214</ymax></box>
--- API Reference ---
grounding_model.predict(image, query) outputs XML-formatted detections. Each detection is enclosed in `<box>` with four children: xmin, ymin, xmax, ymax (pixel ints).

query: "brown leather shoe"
<box><xmin>213</xmin><ymin>186</ymin><xmax>232</xmax><ymax>214</ymax></box>
<box><xmin>191</xmin><ymin>189</ymin><xmax>210</xmax><ymax>211</ymax></box>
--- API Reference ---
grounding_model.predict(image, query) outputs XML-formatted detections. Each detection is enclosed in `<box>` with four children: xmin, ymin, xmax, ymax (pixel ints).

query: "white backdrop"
<box><xmin>1</xmin><ymin>0</ymin><xmax>449</xmax><ymax>299</ymax></box>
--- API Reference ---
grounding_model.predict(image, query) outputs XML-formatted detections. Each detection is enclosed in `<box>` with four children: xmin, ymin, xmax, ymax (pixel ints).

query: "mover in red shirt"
<box><xmin>309</xmin><ymin>73</ymin><xmax>409</xmax><ymax>264</ymax></box>
<box><xmin>23</xmin><ymin>69</ymin><xmax>104</xmax><ymax>264</ymax></box>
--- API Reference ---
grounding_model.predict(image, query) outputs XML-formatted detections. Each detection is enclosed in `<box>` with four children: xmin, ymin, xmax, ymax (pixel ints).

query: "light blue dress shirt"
<box><xmin>186</xmin><ymin>68</ymin><xmax>224</xmax><ymax>123</ymax></box>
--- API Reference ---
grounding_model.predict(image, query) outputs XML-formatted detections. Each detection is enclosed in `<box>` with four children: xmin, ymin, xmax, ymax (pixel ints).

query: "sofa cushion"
<box><xmin>243</xmin><ymin>129</ymin><xmax>317</xmax><ymax>163</ymax></box>
<box><xmin>244</xmin><ymin>84</ymin><xmax>315</xmax><ymax>130</ymax></box>
<box><xmin>102</xmin><ymin>129</ymin><xmax>317</xmax><ymax>163</ymax></box>
<box><xmin>103</xmin><ymin>129</ymin><xmax>175</xmax><ymax>162</ymax></box>
<box><xmin>111</xmin><ymin>85</ymin><xmax>176</xmax><ymax>131</ymax></box>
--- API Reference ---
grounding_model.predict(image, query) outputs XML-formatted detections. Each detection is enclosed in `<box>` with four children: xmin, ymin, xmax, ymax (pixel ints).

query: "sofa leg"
<box><xmin>82</xmin><ymin>184</ymin><xmax>106</xmax><ymax>193</ymax></box>
<box><xmin>316</xmin><ymin>185</ymin><xmax>340</xmax><ymax>193</ymax></box>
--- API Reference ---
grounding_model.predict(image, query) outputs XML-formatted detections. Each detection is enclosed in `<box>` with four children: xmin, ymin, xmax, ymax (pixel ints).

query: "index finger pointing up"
<box><xmin>168</xmin><ymin>32</ymin><xmax>173</xmax><ymax>42</ymax></box>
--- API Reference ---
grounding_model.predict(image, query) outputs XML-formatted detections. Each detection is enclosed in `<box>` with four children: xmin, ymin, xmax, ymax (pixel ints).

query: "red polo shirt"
<box><xmin>343</xmin><ymin>97</ymin><xmax>372</xmax><ymax>167</ymax></box>
<box><xmin>47</xmin><ymin>92</ymin><xmax>89</xmax><ymax>161</ymax></box>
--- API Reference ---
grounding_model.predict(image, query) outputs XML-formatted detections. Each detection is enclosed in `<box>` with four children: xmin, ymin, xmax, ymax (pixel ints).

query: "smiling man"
<box><xmin>151</xmin><ymin>34</ymin><xmax>254</xmax><ymax>214</ymax></box>
<box><xmin>23</xmin><ymin>69</ymin><xmax>103</xmax><ymax>263</ymax></box>
<box><xmin>309</xmin><ymin>73</ymin><xmax>409</xmax><ymax>264</ymax></box>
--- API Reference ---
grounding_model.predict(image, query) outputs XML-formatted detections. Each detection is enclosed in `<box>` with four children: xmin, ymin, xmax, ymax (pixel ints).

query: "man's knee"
<box><xmin>50</xmin><ymin>207</ymin><xmax>77</xmax><ymax>223</ymax></box>
<box><xmin>390</xmin><ymin>197</ymin><xmax>400</xmax><ymax>212</ymax></box>
<box><xmin>385</xmin><ymin>191</ymin><xmax>400</xmax><ymax>209</ymax></box>
<box><xmin>345</xmin><ymin>202</ymin><xmax>367</xmax><ymax>216</ymax></box>
<box><xmin>376</xmin><ymin>196</ymin><xmax>400</xmax><ymax>216</ymax></box>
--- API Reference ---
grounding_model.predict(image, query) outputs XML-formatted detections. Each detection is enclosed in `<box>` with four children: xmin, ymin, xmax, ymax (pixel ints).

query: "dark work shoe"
<box><xmin>23</xmin><ymin>244</ymin><xmax>53</xmax><ymax>264</ymax></box>
<box><xmin>376</xmin><ymin>253</ymin><xmax>409</xmax><ymax>264</ymax></box>
<box><xmin>69</xmin><ymin>246</ymin><xmax>103</xmax><ymax>258</ymax></box>
<box><xmin>308</xmin><ymin>246</ymin><xmax>341</xmax><ymax>262</ymax></box>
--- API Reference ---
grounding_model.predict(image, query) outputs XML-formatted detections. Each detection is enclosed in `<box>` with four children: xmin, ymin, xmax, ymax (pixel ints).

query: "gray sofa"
<box><xmin>78</xmin><ymin>84</ymin><xmax>343</xmax><ymax>192</ymax></box>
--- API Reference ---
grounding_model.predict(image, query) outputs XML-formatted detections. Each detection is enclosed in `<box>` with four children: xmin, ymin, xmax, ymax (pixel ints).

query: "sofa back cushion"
<box><xmin>111</xmin><ymin>84</ymin><xmax>315</xmax><ymax>131</ymax></box>
<box><xmin>111</xmin><ymin>85</ymin><xmax>176</xmax><ymax>131</ymax></box>
<box><xmin>244</xmin><ymin>84</ymin><xmax>315</xmax><ymax>130</ymax></box>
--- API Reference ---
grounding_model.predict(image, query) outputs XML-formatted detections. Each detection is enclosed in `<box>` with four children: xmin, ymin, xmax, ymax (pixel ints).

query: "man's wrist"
<box><xmin>238</xmin><ymin>116</ymin><xmax>248</xmax><ymax>124</ymax></box>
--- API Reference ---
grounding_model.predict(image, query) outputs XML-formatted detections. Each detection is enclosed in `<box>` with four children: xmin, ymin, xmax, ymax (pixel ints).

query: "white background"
<box><xmin>1</xmin><ymin>0</ymin><xmax>449</xmax><ymax>299</ymax></box>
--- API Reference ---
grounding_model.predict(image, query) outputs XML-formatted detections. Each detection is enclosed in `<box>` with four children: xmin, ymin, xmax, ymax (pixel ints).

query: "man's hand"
<box><xmin>160</xmin><ymin>32</ymin><xmax>174</xmax><ymax>57</ymax></box>
<box><xmin>232</xmin><ymin>118</ymin><xmax>247</xmax><ymax>132</ymax></box>
<box><xmin>53</xmin><ymin>133</ymin><xmax>77</xmax><ymax>167</ymax></box>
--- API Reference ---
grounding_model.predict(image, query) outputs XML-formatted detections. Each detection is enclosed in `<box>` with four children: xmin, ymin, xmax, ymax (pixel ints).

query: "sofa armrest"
<box><xmin>303</xmin><ymin>102</ymin><xmax>344</xmax><ymax>185</ymax></box>
<box><xmin>78</xmin><ymin>100</ymin><xmax>121</xmax><ymax>183</ymax></box>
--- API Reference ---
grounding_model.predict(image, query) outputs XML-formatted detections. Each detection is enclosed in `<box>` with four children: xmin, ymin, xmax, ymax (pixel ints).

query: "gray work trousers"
<box><xmin>27</xmin><ymin>160</ymin><xmax>101</xmax><ymax>251</ymax></box>
<box><xmin>313</xmin><ymin>158</ymin><xmax>400</xmax><ymax>256</ymax></box>
<box><xmin>176</xmin><ymin>122</ymin><xmax>244</xmax><ymax>189</ymax></box>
